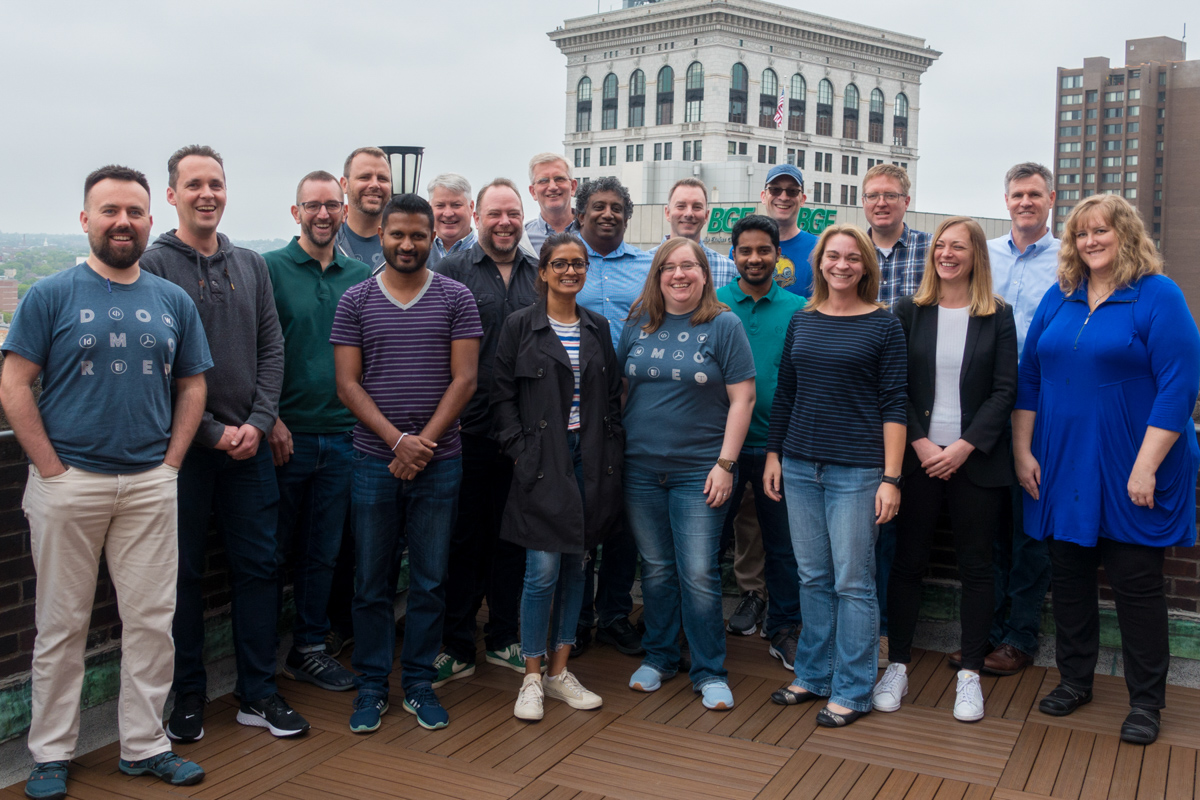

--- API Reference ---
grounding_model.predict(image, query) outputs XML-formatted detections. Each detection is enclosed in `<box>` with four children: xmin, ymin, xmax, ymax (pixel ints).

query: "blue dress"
<box><xmin>1016</xmin><ymin>274</ymin><xmax>1200</xmax><ymax>548</ymax></box>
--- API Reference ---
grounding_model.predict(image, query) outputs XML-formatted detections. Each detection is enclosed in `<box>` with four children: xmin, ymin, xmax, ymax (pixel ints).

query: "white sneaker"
<box><xmin>954</xmin><ymin>670</ymin><xmax>985</xmax><ymax>722</ymax></box>
<box><xmin>872</xmin><ymin>662</ymin><xmax>908</xmax><ymax>712</ymax></box>
<box><xmin>514</xmin><ymin>674</ymin><xmax>544</xmax><ymax>721</ymax></box>
<box><xmin>544</xmin><ymin>670</ymin><xmax>603</xmax><ymax>710</ymax></box>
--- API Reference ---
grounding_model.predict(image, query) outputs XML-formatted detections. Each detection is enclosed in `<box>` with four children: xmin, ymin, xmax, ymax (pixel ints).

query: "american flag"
<box><xmin>773</xmin><ymin>87</ymin><xmax>785</xmax><ymax>128</ymax></box>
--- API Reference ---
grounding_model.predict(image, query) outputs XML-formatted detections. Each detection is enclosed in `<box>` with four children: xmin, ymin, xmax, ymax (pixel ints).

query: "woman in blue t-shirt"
<box><xmin>616</xmin><ymin>237</ymin><xmax>756</xmax><ymax>711</ymax></box>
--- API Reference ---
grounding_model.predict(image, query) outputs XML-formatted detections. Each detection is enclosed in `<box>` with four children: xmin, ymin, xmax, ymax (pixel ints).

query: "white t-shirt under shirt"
<box><xmin>548</xmin><ymin>315</ymin><xmax>582</xmax><ymax>430</ymax></box>
<box><xmin>928</xmin><ymin>304</ymin><xmax>970</xmax><ymax>446</ymax></box>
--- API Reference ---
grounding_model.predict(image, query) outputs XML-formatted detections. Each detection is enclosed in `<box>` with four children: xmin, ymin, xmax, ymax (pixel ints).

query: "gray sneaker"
<box><xmin>727</xmin><ymin>591</ymin><xmax>766</xmax><ymax>636</ymax></box>
<box><xmin>769</xmin><ymin>625</ymin><xmax>799</xmax><ymax>671</ymax></box>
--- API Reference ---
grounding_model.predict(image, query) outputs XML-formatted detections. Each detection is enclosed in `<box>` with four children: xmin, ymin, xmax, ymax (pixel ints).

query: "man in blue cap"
<box><xmin>755</xmin><ymin>165</ymin><xmax>818</xmax><ymax>298</ymax></box>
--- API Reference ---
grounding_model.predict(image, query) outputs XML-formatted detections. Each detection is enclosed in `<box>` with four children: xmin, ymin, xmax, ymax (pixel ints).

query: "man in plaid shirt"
<box><xmin>862</xmin><ymin>164</ymin><xmax>931</xmax><ymax>310</ymax></box>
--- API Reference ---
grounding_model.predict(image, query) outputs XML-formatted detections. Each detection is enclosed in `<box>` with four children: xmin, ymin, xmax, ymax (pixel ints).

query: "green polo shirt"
<box><xmin>716</xmin><ymin>278</ymin><xmax>806</xmax><ymax>448</ymax></box>
<box><xmin>264</xmin><ymin>237</ymin><xmax>371</xmax><ymax>433</ymax></box>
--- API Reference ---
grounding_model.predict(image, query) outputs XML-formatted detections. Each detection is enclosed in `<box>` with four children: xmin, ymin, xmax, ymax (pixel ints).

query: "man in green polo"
<box><xmin>263</xmin><ymin>170</ymin><xmax>371</xmax><ymax>691</ymax></box>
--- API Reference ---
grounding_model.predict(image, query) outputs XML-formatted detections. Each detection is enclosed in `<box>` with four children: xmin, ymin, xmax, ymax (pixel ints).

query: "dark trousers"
<box><xmin>578</xmin><ymin>521</ymin><xmax>638</xmax><ymax>630</ymax></box>
<box><xmin>326</xmin><ymin>516</ymin><xmax>355</xmax><ymax>639</ymax></box>
<box><xmin>1047</xmin><ymin>537</ymin><xmax>1169</xmax><ymax>710</ymax></box>
<box><xmin>888</xmin><ymin>469</ymin><xmax>1002</xmax><ymax>671</ymax></box>
<box><xmin>991</xmin><ymin>485</ymin><xmax>1052</xmax><ymax>656</ymax></box>
<box><xmin>441</xmin><ymin>433</ymin><xmax>526</xmax><ymax>663</ymax></box>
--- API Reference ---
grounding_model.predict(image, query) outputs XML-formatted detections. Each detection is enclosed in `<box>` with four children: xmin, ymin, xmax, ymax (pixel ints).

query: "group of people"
<box><xmin>5</xmin><ymin>142</ymin><xmax>1197</xmax><ymax>800</ymax></box>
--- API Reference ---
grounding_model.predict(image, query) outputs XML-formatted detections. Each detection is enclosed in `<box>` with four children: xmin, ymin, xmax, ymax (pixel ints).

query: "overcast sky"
<box><xmin>1</xmin><ymin>0</ymin><xmax>1191</xmax><ymax>239</ymax></box>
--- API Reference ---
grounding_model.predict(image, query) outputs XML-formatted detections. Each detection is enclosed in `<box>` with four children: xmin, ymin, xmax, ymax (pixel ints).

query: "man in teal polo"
<box><xmin>264</xmin><ymin>170</ymin><xmax>371</xmax><ymax>692</ymax></box>
<box><xmin>715</xmin><ymin>214</ymin><xmax>805</xmax><ymax>671</ymax></box>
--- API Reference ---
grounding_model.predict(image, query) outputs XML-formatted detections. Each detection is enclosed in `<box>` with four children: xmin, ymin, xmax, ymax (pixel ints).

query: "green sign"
<box><xmin>707</xmin><ymin>206</ymin><xmax>839</xmax><ymax>235</ymax></box>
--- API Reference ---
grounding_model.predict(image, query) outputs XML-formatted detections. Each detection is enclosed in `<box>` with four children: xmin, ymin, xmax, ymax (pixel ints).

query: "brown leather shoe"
<box><xmin>983</xmin><ymin>643</ymin><xmax>1033</xmax><ymax>676</ymax></box>
<box><xmin>947</xmin><ymin>650</ymin><xmax>963</xmax><ymax>669</ymax></box>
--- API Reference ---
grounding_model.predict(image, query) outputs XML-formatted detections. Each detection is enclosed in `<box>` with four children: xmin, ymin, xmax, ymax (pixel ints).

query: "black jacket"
<box><xmin>893</xmin><ymin>296</ymin><xmax>1018</xmax><ymax>488</ymax></box>
<box><xmin>491</xmin><ymin>301</ymin><xmax>625</xmax><ymax>552</ymax></box>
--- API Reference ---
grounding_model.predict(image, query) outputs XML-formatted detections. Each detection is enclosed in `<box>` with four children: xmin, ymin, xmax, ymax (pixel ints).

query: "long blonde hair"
<box><xmin>912</xmin><ymin>216</ymin><xmax>1003</xmax><ymax>316</ymax></box>
<box><xmin>1058</xmin><ymin>195</ymin><xmax>1162</xmax><ymax>293</ymax></box>
<box><xmin>806</xmin><ymin>225</ymin><xmax>883</xmax><ymax>310</ymax></box>
<box><xmin>628</xmin><ymin>238</ymin><xmax>728</xmax><ymax>333</ymax></box>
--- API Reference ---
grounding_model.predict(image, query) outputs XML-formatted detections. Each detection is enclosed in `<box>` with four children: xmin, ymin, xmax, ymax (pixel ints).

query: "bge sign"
<box><xmin>708</xmin><ymin>206</ymin><xmax>839</xmax><ymax>235</ymax></box>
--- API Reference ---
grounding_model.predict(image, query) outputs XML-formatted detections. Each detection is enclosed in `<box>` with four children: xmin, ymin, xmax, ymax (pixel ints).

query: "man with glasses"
<box><xmin>336</xmin><ymin>147</ymin><xmax>392</xmax><ymax>274</ymax></box>
<box><xmin>652</xmin><ymin>178</ymin><xmax>737</xmax><ymax>290</ymax></box>
<box><xmin>525</xmin><ymin>153</ymin><xmax>579</xmax><ymax>255</ymax></box>
<box><xmin>263</xmin><ymin>171</ymin><xmax>370</xmax><ymax>694</ymax></box>
<box><xmin>754</xmin><ymin>165</ymin><xmax>818</xmax><ymax>297</ymax></box>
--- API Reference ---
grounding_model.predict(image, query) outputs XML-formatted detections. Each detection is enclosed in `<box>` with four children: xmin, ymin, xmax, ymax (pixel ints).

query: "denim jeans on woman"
<box><xmin>782</xmin><ymin>456</ymin><xmax>880</xmax><ymax>713</ymax></box>
<box><xmin>625</xmin><ymin>463</ymin><xmax>730</xmax><ymax>690</ymax></box>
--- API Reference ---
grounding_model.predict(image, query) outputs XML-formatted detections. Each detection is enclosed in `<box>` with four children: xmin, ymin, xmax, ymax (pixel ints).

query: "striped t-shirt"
<box><xmin>329</xmin><ymin>271</ymin><xmax>483</xmax><ymax>461</ymax></box>
<box><xmin>548</xmin><ymin>315</ymin><xmax>582</xmax><ymax>430</ymax></box>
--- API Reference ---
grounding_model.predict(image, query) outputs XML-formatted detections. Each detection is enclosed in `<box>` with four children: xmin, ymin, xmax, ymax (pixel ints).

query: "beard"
<box><xmin>385</xmin><ymin>251</ymin><xmax>426</xmax><ymax>274</ymax></box>
<box><xmin>480</xmin><ymin>228</ymin><xmax>519</xmax><ymax>257</ymax></box>
<box><xmin>302</xmin><ymin>218</ymin><xmax>339</xmax><ymax>247</ymax></box>
<box><xmin>91</xmin><ymin>227</ymin><xmax>145</xmax><ymax>270</ymax></box>
<box><xmin>351</xmin><ymin>190</ymin><xmax>386</xmax><ymax>216</ymax></box>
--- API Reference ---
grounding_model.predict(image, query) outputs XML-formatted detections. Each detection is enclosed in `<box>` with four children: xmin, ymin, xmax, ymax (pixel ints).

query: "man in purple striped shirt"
<box><xmin>331</xmin><ymin>194</ymin><xmax>482</xmax><ymax>734</ymax></box>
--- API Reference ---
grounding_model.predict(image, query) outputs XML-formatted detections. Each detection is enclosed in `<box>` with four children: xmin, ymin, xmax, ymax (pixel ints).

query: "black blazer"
<box><xmin>893</xmin><ymin>296</ymin><xmax>1018</xmax><ymax>488</ymax></box>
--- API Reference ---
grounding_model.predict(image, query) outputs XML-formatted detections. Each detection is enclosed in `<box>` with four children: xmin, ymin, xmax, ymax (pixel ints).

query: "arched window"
<box><xmin>869</xmin><ymin>88</ymin><xmax>885</xmax><ymax>143</ymax></box>
<box><xmin>685</xmin><ymin>61</ymin><xmax>704</xmax><ymax>122</ymax></box>
<box><xmin>816</xmin><ymin>79</ymin><xmax>833</xmax><ymax>136</ymax></box>
<box><xmin>629</xmin><ymin>69</ymin><xmax>646</xmax><ymax>127</ymax></box>
<box><xmin>729</xmin><ymin>62</ymin><xmax>748</xmax><ymax>123</ymax></box>
<box><xmin>601</xmin><ymin>73</ymin><xmax>618</xmax><ymax>130</ymax></box>
<box><xmin>656</xmin><ymin>65</ymin><xmax>674</xmax><ymax>125</ymax></box>
<box><xmin>894</xmin><ymin>92</ymin><xmax>910</xmax><ymax>146</ymax></box>
<box><xmin>759</xmin><ymin>68</ymin><xmax>779</xmax><ymax>128</ymax></box>
<box><xmin>843</xmin><ymin>83</ymin><xmax>860</xmax><ymax>140</ymax></box>
<box><xmin>576</xmin><ymin>76</ymin><xmax>592</xmax><ymax>132</ymax></box>
<box><xmin>788</xmin><ymin>73</ymin><xmax>806</xmax><ymax>132</ymax></box>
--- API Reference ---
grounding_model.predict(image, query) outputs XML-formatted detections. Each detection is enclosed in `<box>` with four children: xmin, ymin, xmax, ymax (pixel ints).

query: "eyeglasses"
<box><xmin>766</xmin><ymin>185</ymin><xmax>803</xmax><ymax>198</ymax></box>
<box><xmin>659</xmin><ymin>261</ymin><xmax>703</xmax><ymax>275</ymax></box>
<box><xmin>299</xmin><ymin>201</ymin><xmax>343</xmax><ymax>214</ymax></box>
<box><xmin>863</xmin><ymin>192</ymin><xmax>906</xmax><ymax>204</ymax></box>
<box><xmin>534</xmin><ymin>176</ymin><xmax>572</xmax><ymax>187</ymax></box>
<box><xmin>548</xmin><ymin>259</ymin><xmax>589</xmax><ymax>273</ymax></box>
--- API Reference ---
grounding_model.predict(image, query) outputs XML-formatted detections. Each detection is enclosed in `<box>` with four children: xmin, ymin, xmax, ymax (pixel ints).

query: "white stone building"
<box><xmin>549</xmin><ymin>0</ymin><xmax>940</xmax><ymax>206</ymax></box>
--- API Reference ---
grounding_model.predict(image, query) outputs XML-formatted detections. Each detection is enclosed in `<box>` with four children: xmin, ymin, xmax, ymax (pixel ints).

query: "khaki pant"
<box><xmin>24</xmin><ymin>463</ymin><xmax>178</xmax><ymax>762</ymax></box>
<box><xmin>733</xmin><ymin>485</ymin><xmax>766</xmax><ymax>596</ymax></box>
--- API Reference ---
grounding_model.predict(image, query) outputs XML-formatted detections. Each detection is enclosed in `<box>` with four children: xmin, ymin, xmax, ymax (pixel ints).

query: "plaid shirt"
<box><xmin>872</xmin><ymin>223</ymin><xmax>931</xmax><ymax>310</ymax></box>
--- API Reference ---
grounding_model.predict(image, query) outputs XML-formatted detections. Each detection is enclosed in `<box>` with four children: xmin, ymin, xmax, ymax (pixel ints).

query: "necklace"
<box><xmin>1087</xmin><ymin>284</ymin><xmax>1115</xmax><ymax>311</ymax></box>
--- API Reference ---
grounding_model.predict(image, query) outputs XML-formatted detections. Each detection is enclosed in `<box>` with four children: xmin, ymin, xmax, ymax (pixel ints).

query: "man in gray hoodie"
<box><xmin>140</xmin><ymin>145</ymin><xmax>309</xmax><ymax>743</ymax></box>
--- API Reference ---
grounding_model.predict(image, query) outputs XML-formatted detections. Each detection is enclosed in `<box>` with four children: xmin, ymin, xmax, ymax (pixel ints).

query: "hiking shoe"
<box><xmin>597</xmin><ymin>617</ymin><xmax>644</xmax><ymax>655</ymax></box>
<box><xmin>349</xmin><ymin>694</ymin><xmax>388</xmax><ymax>733</ymax></box>
<box><xmin>118</xmin><ymin>751</ymin><xmax>205</xmax><ymax>786</ymax></box>
<box><xmin>236</xmin><ymin>693</ymin><xmax>310</xmax><ymax>737</ymax></box>
<box><xmin>485</xmin><ymin>643</ymin><xmax>526</xmax><ymax>673</ymax></box>
<box><xmin>324</xmin><ymin>629</ymin><xmax>353</xmax><ymax>659</ymax></box>
<box><xmin>879</xmin><ymin>635</ymin><xmax>890</xmax><ymax>667</ymax></box>
<box><xmin>768</xmin><ymin>625</ymin><xmax>799</xmax><ymax>671</ymax></box>
<box><xmin>545</xmin><ymin>670</ymin><xmax>602</xmax><ymax>710</ymax></box>
<box><xmin>25</xmin><ymin>761</ymin><xmax>68</xmax><ymax>800</ymax></box>
<box><xmin>166</xmin><ymin>691</ymin><xmax>206</xmax><ymax>743</ymax></box>
<box><xmin>433</xmin><ymin>652</ymin><xmax>476</xmax><ymax>688</ymax></box>
<box><xmin>282</xmin><ymin>647</ymin><xmax>355</xmax><ymax>692</ymax></box>
<box><xmin>629</xmin><ymin>664</ymin><xmax>666</xmax><ymax>693</ymax></box>
<box><xmin>403</xmin><ymin>685</ymin><xmax>449</xmax><ymax>730</ymax></box>
<box><xmin>514</xmin><ymin>674</ymin><xmax>544</xmax><ymax>721</ymax></box>
<box><xmin>872</xmin><ymin>663</ymin><xmax>908</xmax><ymax>712</ymax></box>
<box><xmin>700</xmin><ymin>680</ymin><xmax>734</xmax><ymax>710</ymax></box>
<box><xmin>954</xmin><ymin>670</ymin><xmax>985</xmax><ymax>722</ymax></box>
<box><xmin>727</xmin><ymin>591</ymin><xmax>767</xmax><ymax>636</ymax></box>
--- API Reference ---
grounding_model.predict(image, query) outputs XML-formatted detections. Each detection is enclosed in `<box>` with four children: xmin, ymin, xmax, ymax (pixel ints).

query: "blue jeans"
<box><xmin>625</xmin><ymin>463</ymin><xmax>729</xmax><ymax>690</ymax></box>
<box><xmin>721</xmin><ymin>447</ymin><xmax>801</xmax><ymax>637</ymax></box>
<box><xmin>991</xmin><ymin>484</ymin><xmax>1051</xmax><ymax>655</ymax></box>
<box><xmin>275</xmin><ymin>431</ymin><xmax>355</xmax><ymax>649</ymax></box>
<box><xmin>782</xmin><ymin>457</ymin><xmax>881</xmax><ymax>713</ymax></box>
<box><xmin>350</xmin><ymin>453</ymin><xmax>461</xmax><ymax>696</ymax></box>
<box><xmin>173</xmin><ymin>442</ymin><xmax>280</xmax><ymax>703</ymax></box>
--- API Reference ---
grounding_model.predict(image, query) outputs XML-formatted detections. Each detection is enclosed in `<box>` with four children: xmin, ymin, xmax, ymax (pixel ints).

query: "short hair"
<box><xmin>343</xmin><ymin>147</ymin><xmax>388</xmax><ymax>178</ymax></box>
<box><xmin>84</xmin><ymin>165</ymin><xmax>150</xmax><ymax>206</ymax></box>
<box><xmin>1004</xmin><ymin>162</ymin><xmax>1054</xmax><ymax>195</ymax></box>
<box><xmin>476</xmin><ymin>178</ymin><xmax>523</xmax><ymax>210</ymax></box>
<box><xmin>575</xmin><ymin>176</ymin><xmax>633</xmax><ymax>221</ymax></box>
<box><xmin>667</xmin><ymin>177</ymin><xmax>708</xmax><ymax>204</ymax></box>
<box><xmin>295</xmin><ymin>170</ymin><xmax>340</xmax><ymax>204</ymax></box>
<box><xmin>806</xmin><ymin>225</ymin><xmax>883</xmax><ymax>310</ymax></box>
<box><xmin>528</xmin><ymin>152</ymin><xmax>573</xmax><ymax>183</ymax></box>
<box><xmin>912</xmin><ymin>216</ymin><xmax>1002</xmax><ymax>317</ymax></box>
<box><xmin>535</xmin><ymin>232</ymin><xmax>589</xmax><ymax>298</ymax></box>
<box><xmin>862</xmin><ymin>163</ymin><xmax>911</xmax><ymax>195</ymax></box>
<box><xmin>426</xmin><ymin>173</ymin><xmax>472</xmax><ymax>199</ymax></box>
<box><xmin>168</xmin><ymin>144</ymin><xmax>224</xmax><ymax>190</ymax></box>
<box><xmin>1058</xmin><ymin>195</ymin><xmax>1161</xmax><ymax>293</ymax></box>
<box><xmin>380</xmin><ymin>193</ymin><xmax>435</xmax><ymax>233</ymax></box>
<box><xmin>731</xmin><ymin>214</ymin><xmax>780</xmax><ymax>251</ymax></box>
<box><xmin>629</xmin><ymin>237</ymin><xmax>728</xmax><ymax>332</ymax></box>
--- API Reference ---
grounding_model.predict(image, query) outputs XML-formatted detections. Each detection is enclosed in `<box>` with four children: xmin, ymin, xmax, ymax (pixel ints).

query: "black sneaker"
<box><xmin>727</xmin><ymin>591</ymin><xmax>767</xmax><ymax>636</ymax></box>
<box><xmin>166</xmin><ymin>691</ymin><xmax>206</xmax><ymax>743</ymax></box>
<box><xmin>769</xmin><ymin>625</ymin><xmax>799</xmax><ymax>671</ymax></box>
<box><xmin>236</xmin><ymin>693</ymin><xmax>310</xmax><ymax>737</ymax></box>
<box><xmin>570</xmin><ymin>626</ymin><xmax>592</xmax><ymax>659</ymax></box>
<box><xmin>596</xmin><ymin>617</ymin><xmax>644</xmax><ymax>656</ymax></box>
<box><xmin>282</xmin><ymin>647</ymin><xmax>355</xmax><ymax>692</ymax></box>
<box><xmin>324</xmin><ymin>629</ymin><xmax>354</xmax><ymax>659</ymax></box>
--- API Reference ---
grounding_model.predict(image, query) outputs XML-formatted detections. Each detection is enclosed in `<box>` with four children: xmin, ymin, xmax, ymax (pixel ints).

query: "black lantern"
<box><xmin>379</xmin><ymin>146</ymin><xmax>425</xmax><ymax>196</ymax></box>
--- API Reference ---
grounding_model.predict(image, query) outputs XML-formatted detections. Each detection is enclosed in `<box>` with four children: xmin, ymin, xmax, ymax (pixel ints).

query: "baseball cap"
<box><xmin>765</xmin><ymin>164</ymin><xmax>804</xmax><ymax>190</ymax></box>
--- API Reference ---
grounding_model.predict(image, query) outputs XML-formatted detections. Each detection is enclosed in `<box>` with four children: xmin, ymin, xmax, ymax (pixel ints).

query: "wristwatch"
<box><xmin>716</xmin><ymin>457</ymin><xmax>735</xmax><ymax>473</ymax></box>
<box><xmin>881</xmin><ymin>474</ymin><xmax>903</xmax><ymax>488</ymax></box>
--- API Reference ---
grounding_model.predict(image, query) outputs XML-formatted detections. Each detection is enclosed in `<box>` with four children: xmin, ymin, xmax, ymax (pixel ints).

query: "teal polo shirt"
<box><xmin>716</xmin><ymin>278</ymin><xmax>806</xmax><ymax>447</ymax></box>
<box><xmin>264</xmin><ymin>237</ymin><xmax>371</xmax><ymax>433</ymax></box>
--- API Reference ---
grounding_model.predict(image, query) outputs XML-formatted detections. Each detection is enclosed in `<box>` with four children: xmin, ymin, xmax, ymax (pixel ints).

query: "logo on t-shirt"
<box><xmin>775</xmin><ymin>258</ymin><xmax>796</xmax><ymax>288</ymax></box>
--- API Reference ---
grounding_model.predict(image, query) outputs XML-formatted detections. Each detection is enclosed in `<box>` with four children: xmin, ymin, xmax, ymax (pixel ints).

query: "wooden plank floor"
<box><xmin>6</xmin><ymin>613</ymin><xmax>1197</xmax><ymax>800</ymax></box>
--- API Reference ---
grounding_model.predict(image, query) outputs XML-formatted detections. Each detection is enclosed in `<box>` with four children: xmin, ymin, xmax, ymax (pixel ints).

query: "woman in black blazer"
<box><xmin>872</xmin><ymin>216</ymin><xmax>1018</xmax><ymax>723</ymax></box>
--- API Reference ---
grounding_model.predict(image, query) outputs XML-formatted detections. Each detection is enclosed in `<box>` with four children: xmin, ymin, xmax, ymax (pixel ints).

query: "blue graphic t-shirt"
<box><xmin>2</xmin><ymin>264</ymin><xmax>213</xmax><ymax>474</ymax></box>
<box><xmin>336</xmin><ymin>225</ymin><xmax>385</xmax><ymax>274</ymax></box>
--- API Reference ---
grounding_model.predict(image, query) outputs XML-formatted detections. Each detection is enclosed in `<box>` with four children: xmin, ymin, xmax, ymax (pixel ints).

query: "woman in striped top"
<box><xmin>764</xmin><ymin>225</ymin><xmax>907</xmax><ymax>727</ymax></box>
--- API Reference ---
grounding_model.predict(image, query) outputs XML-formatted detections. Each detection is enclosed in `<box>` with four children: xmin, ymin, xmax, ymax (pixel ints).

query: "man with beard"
<box><xmin>2</xmin><ymin>165</ymin><xmax>211</xmax><ymax>798</ymax></box>
<box><xmin>426</xmin><ymin>174</ymin><xmax>477</xmax><ymax>267</ymax></box>
<box><xmin>431</xmin><ymin>179</ymin><xmax>538</xmax><ymax>685</ymax></box>
<box><xmin>140</xmin><ymin>145</ymin><xmax>305</xmax><ymax>743</ymax></box>
<box><xmin>335</xmin><ymin>147</ymin><xmax>391</xmax><ymax>273</ymax></box>
<box><xmin>263</xmin><ymin>171</ymin><xmax>369</xmax><ymax>693</ymax></box>
<box><xmin>332</xmin><ymin>194</ymin><xmax>481</xmax><ymax>733</ymax></box>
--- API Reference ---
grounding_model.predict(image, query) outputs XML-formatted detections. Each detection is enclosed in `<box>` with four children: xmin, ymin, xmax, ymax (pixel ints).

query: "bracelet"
<box><xmin>391</xmin><ymin>432</ymin><xmax>408</xmax><ymax>451</ymax></box>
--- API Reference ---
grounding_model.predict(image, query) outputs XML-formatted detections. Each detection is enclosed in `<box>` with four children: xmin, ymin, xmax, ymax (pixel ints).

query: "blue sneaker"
<box><xmin>629</xmin><ymin>664</ymin><xmax>666</xmax><ymax>693</ymax></box>
<box><xmin>25</xmin><ymin>761</ymin><xmax>69</xmax><ymax>800</ymax></box>
<box><xmin>403</xmin><ymin>685</ymin><xmax>449</xmax><ymax>730</ymax></box>
<box><xmin>118</xmin><ymin>751</ymin><xmax>205</xmax><ymax>786</ymax></box>
<box><xmin>699</xmin><ymin>680</ymin><xmax>734</xmax><ymax>711</ymax></box>
<box><xmin>349</xmin><ymin>694</ymin><xmax>388</xmax><ymax>733</ymax></box>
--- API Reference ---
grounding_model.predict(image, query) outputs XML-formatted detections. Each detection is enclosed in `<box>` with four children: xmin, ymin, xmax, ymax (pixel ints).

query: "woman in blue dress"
<box><xmin>1014</xmin><ymin>194</ymin><xmax>1200</xmax><ymax>745</ymax></box>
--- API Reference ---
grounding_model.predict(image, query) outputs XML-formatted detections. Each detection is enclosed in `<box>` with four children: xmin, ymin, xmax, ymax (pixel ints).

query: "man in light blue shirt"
<box><xmin>427</xmin><ymin>173</ymin><xmax>477</xmax><ymax>267</ymax></box>
<box><xmin>649</xmin><ymin>178</ymin><xmax>738</xmax><ymax>290</ymax></box>
<box><xmin>524</xmin><ymin>153</ymin><xmax>580</xmax><ymax>256</ymax></box>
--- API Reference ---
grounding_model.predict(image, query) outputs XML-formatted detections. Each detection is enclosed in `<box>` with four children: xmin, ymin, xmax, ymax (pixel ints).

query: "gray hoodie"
<box><xmin>141</xmin><ymin>230</ymin><xmax>284</xmax><ymax>449</ymax></box>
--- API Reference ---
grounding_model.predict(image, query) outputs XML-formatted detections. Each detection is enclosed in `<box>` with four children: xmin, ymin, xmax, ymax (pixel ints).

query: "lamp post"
<box><xmin>379</xmin><ymin>146</ymin><xmax>425</xmax><ymax>196</ymax></box>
